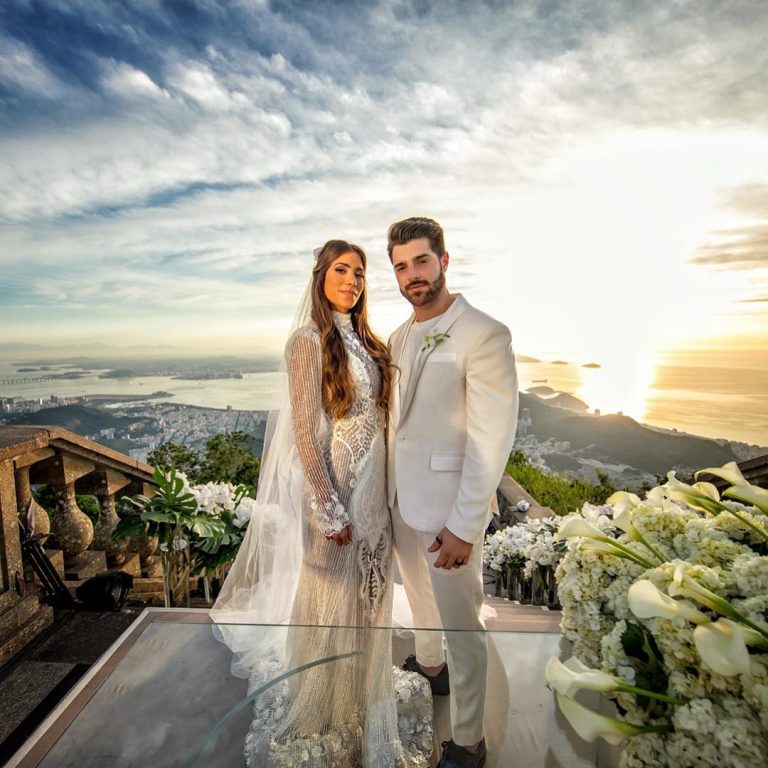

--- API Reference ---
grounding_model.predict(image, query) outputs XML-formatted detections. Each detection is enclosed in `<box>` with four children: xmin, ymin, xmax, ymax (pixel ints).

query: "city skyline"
<box><xmin>2</xmin><ymin>2</ymin><xmax>768</xmax><ymax>419</ymax></box>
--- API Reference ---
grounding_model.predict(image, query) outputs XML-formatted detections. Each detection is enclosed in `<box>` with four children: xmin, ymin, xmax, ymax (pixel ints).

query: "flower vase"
<box><xmin>546</xmin><ymin>567</ymin><xmax>560</xmax><ymax>609</ymax></box>
<box><xmin>495</xmin><ymin>571</ymin><xmax>504</xmax><ymax>598</ymax></box>
<box><xmin>160</xmin><ymin>547</ymin><xmax>191</xmax><ymax>608</ymax></box>
<box><xmin>506</xmin><ymin>566</ymin><xmax>524</xmax><ymax>601</ymax></box>
<box><xmin>531</xmin><ymin>565</ymin><xmax>550</xmax><ymax>606</ymax></box>
<box><xmin>520</xmin><ymin>575</ymin><xmax>533</xmax><ymax>604</ymax></box>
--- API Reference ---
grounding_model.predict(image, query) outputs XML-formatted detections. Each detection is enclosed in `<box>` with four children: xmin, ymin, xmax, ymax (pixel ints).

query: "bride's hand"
<box><xmin>328</xmin><ymin>523</ymin><xmax>353</xmax><ymax>546</ymax></box>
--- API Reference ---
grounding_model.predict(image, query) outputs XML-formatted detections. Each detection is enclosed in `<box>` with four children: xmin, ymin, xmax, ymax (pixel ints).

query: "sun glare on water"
<box><xmin>575</xmin><ymin>352</ymin><xmax>657</xmax><ymax>423</ymax></box>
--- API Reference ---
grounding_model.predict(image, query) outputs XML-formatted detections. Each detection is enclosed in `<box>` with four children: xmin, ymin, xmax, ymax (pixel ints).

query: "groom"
<box><xmin>387</xmin><ymin>217</ymin><xmax>518</xmax><ymax>768</ymax></box>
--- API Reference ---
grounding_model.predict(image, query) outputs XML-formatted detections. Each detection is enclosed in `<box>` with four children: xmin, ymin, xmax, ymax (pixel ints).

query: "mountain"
<box><xmin>547</xmin><ymin>393</ymin><xmax>589</xmax><ymax>412</ymax></box>
<box><xmin>9</xmin><ymin>405</ymin><xmax>146</xmax><ymax>434</ymax></box>
<box><xmin>529</xmin><ymin>411</ymin><xmax>737</xmax><ymax>475</ymax></box>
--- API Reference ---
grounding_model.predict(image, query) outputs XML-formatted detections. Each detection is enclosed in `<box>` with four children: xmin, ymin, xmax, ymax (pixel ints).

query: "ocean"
<box><xmin>1</xmin><ymin>350</ymin><xmax>766</xmax><ymax>447</ymax></box>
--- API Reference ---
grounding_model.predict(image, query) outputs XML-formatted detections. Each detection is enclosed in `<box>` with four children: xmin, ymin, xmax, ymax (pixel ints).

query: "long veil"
<box><xmin>210</xmin><ymin>270</ymin><xmax>314</xmax><ymax>677</ymax></box>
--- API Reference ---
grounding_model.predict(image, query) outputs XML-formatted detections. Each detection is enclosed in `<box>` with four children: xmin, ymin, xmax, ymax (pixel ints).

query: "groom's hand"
<box><xmin>428</xmin><ymin>527</ymin><xmax>473</xmax><ymax>569</ymax></box>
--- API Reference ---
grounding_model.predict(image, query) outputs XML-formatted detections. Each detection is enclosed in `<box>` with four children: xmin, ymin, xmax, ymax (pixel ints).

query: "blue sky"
<box><xmin>1</xmin><ymin>0</ymin><xmax>767</xmax><ymax>364</ymax></box>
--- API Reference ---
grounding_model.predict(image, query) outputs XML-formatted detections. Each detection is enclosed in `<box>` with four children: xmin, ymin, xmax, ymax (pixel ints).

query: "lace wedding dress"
<box><xmin>242</xmin><ymin>312</ymin><xmax>433</xmax><ymax>767</ymax></box>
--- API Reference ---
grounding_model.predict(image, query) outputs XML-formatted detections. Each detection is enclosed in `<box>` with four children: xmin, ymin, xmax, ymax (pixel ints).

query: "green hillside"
<box><xmin>530</xmin><ymin>412</ymin><xmax>737</xmax><ymax>474</ymax></box>
<box><xmin>10</xmin><ymin>404</ymin><xmax>149</xmax><ymax>434</ymax></box>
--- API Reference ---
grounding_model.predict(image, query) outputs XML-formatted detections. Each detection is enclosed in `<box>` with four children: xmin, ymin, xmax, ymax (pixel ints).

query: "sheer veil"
<box><xmin>210</xmin><ymin>254</ymin><xmax>316</xmax><ymax>677</ymax></box>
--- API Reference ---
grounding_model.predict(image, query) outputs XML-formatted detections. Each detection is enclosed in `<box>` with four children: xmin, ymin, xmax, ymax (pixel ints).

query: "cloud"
<box><xmin>101</xmin><ymin>60</ymin><xmax>169</xmax><ymax>100</ymax></box>
<box><xmin>691</xmin><ymin>225</ymin><xmax>768</xmax><ymax>269</ymax></box>
<box><xmin>1</xmin><ymin>0</ymin><xmax>768</xmax><ymax>352</ymax></box>
<box><xmin>0</xmin><ymin>36</ymin><xmax>68</xmax><ymax>97</ymax></box>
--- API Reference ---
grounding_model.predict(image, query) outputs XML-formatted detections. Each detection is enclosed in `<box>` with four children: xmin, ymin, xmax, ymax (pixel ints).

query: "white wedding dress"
<box><xmin>240</xmin><ymin>312</ymin><xmax>433</xmax><ymax>767</ymax></box>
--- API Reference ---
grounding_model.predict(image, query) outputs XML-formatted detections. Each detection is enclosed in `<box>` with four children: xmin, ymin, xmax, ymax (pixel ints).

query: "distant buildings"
<box><xmin>0</xmin><ymin>396</ymin><xmax>268</xmax><ymax>455</ymax></box>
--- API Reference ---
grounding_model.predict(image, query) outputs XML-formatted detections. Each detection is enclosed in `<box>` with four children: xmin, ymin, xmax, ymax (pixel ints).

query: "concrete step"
<box><xmin>0</xmin><ymin>601</ymin><xmax>54</xmax><ymax>664</ymax></box>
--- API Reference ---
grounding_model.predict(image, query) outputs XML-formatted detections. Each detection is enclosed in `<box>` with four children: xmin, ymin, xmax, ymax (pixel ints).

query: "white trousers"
<box><xmin>391</xmin><ymin>501</ymin><xmax>487</xmax><ymax>746</ymax></box>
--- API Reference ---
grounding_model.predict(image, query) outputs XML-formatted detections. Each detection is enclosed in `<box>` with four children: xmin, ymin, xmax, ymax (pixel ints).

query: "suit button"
<box><xmin>397</xmin><ymin>436</ymin><xmax>405</xmax><ymax>442</ymax></box>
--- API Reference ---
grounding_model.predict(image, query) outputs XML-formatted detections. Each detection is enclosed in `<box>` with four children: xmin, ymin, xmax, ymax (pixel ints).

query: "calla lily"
<box><xmin>724</xmin><ymin>484</ymin><xmax>768</xmax><ymax>516</ymax></box>
<box><xmin>547</xmin><ymin>655</ymin><xmax>687</xmax><ymax>704</ymax></box>
<box><xmin>556</xmin><ymin>517</ymin><xmax>656</xmax><ymax>568</ymax></box>
<box><xmin>545</xmin><ymin>657</ymin><xmax>619</xmax><ymax>696</ymax></box>
<box><xmin>693</xmin><ymin>619</ymin><xmax>761</xmax><ymax>677</ymax></box>
<box><xmin>555</xmin><ymin>692</ymin><xmax>670</xmax><ymax>745</ymax></box>
<box><xmin>628</xmin><ymin>579</ymin><xmax>708</xmax><ymax>624</ymax></box>
<box><xmin>663</xmin><ymin>472</ymin><xmax>723</xmax><ymax>515</ymax></box>
<box><xmin>669</xmin><ymin>563</ymin><xmax>768</xmax><ymax>641</ymax></box>
<box><xmin>695</xmin><ymin>462</ymin><xmax>747</xmax><ymax>487</ymax></box>
<box><xmin>608</xmin><ymin>491</ymin><xmax>641</xmax><ymax>516</ymax></box>
<box><xmin>555</xmin><ymin>517</ymin><xmax>609</xmax><ymax>542</ymax></box>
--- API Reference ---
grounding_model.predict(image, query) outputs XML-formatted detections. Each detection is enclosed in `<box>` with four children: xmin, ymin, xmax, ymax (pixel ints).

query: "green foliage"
<box><xmin>32</xmin><ymin>484</ymin><xmax>57</xmax><ymax>515</ymax></box>
<box><xmin>505</xmin><ymin>451</ymin><xmax>618</xmax><ymax>515</ymax></box>
<box><xmin>77</xmin><ymin>494</ymin><xmax>100</xmax><ymax>524</ymax></box>
<box><xmin>147</xmin><ymin>442</ymin><xmax>203</xmax><ymax>482</ymax></box>
<box><xmin>147</xmin><ymin>431</ymin><xmax>260</xmax><ymax>491</ymax></box>
<box><xmin>198</xmin><ymin>431</ymin><xmax>260</xmax><ymax>490</ymax></box>
<box><xmin>191</xmin><ymin>505</ymin><xmax>248</xmax><ymax>576</ymax></box>
<box><xmin>113</xmin><ymin>466</ymin><xmax>252</xmax><ymax>576</ymax></box>
<box><xmin>620</xmin><ymin>622</ymin><xmax>669</xmax><ymax>714</ymax></box>
<box><xmin>113</xmin><ymin>466</ymin><xmax>226</xmax><ymax>548</ymax></box>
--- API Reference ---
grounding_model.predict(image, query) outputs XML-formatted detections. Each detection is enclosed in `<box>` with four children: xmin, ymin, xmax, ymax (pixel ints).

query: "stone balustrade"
<box><xmin>0</xmin><ymin>425</ymin><xmax>154</xmax><ymax>663</ymax></box>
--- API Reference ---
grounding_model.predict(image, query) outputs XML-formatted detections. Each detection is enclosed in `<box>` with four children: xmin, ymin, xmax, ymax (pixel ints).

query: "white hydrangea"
<box><xmin>553</xmin><ymin>478</ymin><xmax>768</xmax><ymax>765</ymax></box>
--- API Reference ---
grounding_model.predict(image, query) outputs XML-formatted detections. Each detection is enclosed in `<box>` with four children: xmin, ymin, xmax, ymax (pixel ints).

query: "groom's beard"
<box><xmin>402</xmin><ymin>268</ymin><xmax>445</xmax><ymax>307</ymax></box>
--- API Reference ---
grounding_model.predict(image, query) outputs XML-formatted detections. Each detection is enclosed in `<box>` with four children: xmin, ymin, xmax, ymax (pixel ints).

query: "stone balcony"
<box><xmin>0</xmin><ymin>426</ymin><xmax>154</xmax><ymax>663</ymax></box>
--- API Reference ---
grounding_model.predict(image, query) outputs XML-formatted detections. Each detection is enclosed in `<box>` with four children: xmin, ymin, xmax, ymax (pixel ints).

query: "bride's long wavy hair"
<box><xmin>310</xmin><ymin>240</ymin><xmax>392</xmax><ymax>419</ymax></box>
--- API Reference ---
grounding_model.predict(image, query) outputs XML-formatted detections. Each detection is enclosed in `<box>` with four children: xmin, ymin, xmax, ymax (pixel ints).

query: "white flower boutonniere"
<box><xmin>421</xmin><ymin>331</ymin><xmax>450</xmax><ymax>353</ymax></box>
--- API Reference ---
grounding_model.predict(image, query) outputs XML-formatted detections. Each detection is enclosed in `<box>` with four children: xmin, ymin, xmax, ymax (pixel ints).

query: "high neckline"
<box><xmin>333</xmin><ymin>311</ymin><xmax>353</xmax><ymax>330</ymax></box>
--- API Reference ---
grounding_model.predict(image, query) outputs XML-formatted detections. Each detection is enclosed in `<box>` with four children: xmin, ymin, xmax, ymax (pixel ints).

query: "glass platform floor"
<box><xmin>6</xmin><ymin>608</ymin><xmax>619</xmax><ymax>767</ymax></box>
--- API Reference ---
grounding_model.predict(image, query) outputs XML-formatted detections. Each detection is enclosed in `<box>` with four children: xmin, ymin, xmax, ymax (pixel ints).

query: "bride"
<box><xmin>212</xmin><ymin>240</ymin><xmax>432</xmax><ymax>767</ymax></box>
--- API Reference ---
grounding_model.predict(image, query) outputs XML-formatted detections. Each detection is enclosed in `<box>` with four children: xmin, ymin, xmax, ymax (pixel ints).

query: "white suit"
<box><xmin>388</xmin><ymin>293</ymin><xmax>518</xmax><ymax>745</ymax></box>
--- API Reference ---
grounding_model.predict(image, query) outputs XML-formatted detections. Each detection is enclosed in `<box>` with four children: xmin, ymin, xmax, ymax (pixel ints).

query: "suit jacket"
<box><xmin>387</xmin><ymin>294</ymin><xmax>519</xmax><ymax>542</ymax></box>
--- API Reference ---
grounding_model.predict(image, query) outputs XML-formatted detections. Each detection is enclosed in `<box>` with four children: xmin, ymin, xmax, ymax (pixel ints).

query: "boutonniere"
<box><xmin>421</xmin><ymin>331</ymin><xmax>450</xmax><ymax>353</ymax></box>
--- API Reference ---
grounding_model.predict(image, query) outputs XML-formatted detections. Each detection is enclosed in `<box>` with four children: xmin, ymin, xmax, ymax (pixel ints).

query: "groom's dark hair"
<box><xmin>387</xmin><ymin>217</ymin><xmax>445</xmax><ymax>261</ymax></box>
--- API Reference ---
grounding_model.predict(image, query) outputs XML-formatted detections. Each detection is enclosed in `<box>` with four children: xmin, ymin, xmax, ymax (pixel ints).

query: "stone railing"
<box><xmin>0</xmin><ymin>425</ymin><xmax>154</xmax><ymax>663</ymax></box>
<box><xmin>494</xmin><ymin>473</ymin><xmax>555</xmax><ymax>528</ymax></box>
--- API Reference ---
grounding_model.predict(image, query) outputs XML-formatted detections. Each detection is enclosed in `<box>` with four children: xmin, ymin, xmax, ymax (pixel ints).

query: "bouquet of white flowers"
<box><xmin>185</xmin><ymin>478</ymin><xmax>256</xmax><ymax>575</ymax></box>
<box><xmin>548</xmin><ymin>462</ymin><xmax>768</xmax><ymax>767</ymax></box>
<box><xmin>484</xmin><ymin>516</ymin><xmax>568</xmax><ymax>604</ymax></box>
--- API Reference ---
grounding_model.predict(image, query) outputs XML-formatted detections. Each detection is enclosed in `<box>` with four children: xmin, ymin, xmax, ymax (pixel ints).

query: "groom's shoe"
<box><xmin>402</xmin><ymin>654</ymin><xmax>450</xmax><ymax>695</ymax></box>
<box><xmin>437</xmin><ymin>738</ymin><xmax>487</xmax><ymax>768</ymax></box>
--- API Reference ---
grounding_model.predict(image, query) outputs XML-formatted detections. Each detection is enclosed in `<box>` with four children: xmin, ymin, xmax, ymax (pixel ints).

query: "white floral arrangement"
<box><xmin>186</xmin><ymin>479</ymin><xmax>257</xmax><ymax>529</ymax></box>
<box><xmin>175</xmin><ymin>472</ymin><xmax>256</xmax><ymax>574</ymax></box>
<box><xmin>484</xmin><ymin>505</ymin><xmax>613</xmax><ymax>579</ymax></box>
<box><xmin>547</xmin><ymin>462</ymin><xmax>768</xmax><ymax>767</ymax></box>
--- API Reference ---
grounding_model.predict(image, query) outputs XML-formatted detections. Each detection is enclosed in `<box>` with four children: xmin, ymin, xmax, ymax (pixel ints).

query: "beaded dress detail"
<box><xmin>243</xmin><ymin>312</ymin><xmax>432</xmax><ymax>767</ymax></box>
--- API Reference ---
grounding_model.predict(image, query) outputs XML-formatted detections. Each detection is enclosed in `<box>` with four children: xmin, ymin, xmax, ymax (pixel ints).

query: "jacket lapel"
<box><xmin>398</xmin><ymin>294</ymin><xmax>469</xmax><ymax>424</ymax></box>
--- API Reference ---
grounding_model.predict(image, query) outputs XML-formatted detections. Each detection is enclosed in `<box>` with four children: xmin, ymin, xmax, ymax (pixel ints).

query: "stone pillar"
<box><xmin>14</xmin><ymin>464</ymin><xmax>50</xmax><ymax>537</ymax></box>
<box><xmin>120</xmin><ymin>481</ymin><xmax>160</xmax><ymax>575</ymax></box>
<box><xmin>13</xmin><ymin>447</ymin><xmax>55</xmax><ymax>537</ymax></box>
<box><xmin>0</xmin><ymin>457</ymin><xmax>53</xmax><ymax>663</ymax></box>
<box><xmin>78</xmin><ymin>469</ymin><xmax>132</xmax><ymax>567</ymax></box>
<box><xmin>32</xmin><ymin>452</ymin><xmax>105</xmax><ymax>579</ymax></box>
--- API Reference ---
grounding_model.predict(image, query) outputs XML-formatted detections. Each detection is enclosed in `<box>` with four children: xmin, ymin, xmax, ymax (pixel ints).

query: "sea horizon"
<box><xmin>1</xmin><ymin>349</ymin><xmax>766</xmax><ymax>449</ymax></box>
